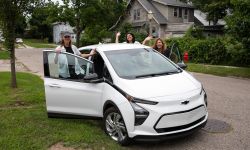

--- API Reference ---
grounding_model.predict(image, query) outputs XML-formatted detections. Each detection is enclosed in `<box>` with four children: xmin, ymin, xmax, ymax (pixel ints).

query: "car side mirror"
<box><xmin>84</xmin><ymin>73</ymin><xmax>104</xmax><ymax>83</ymax></box>
<box><xmin>177</xmin><ymin>62</ymin><xmax>187</xmax><ymax>70</ymax></box>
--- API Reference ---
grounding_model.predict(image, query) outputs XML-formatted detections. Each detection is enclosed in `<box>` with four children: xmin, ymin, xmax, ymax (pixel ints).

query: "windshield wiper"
<box><xmin>135</xmin><ymin>70</ymin><xmax>180</xmax><ymax>78</ymax></box>
<box><xmin>135</xmin><ymin>73</ymin><xmax>157</xmax><ymax>78</ymax></box>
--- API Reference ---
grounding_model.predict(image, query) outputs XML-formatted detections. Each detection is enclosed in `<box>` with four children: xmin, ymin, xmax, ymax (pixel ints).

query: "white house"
<box><xmin>0</xmin><ymin>30</ymin><xmax>4</xmax><ymax>42</ymax></box>
<box><xmin>52</xmin><ymin>22</ymin><xmax>76</xmax><ymax>44</ymax></box>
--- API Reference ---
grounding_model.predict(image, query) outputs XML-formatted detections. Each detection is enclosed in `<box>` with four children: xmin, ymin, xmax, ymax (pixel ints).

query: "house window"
<box><xmin>179</xmin><ymin>8</ymin><xmax>182</xmax><ymax>18</ymax></box>
<box><xmin>133</xmin><ymin>9</ymin><xmax>141</xmax><ymax>20</ymax></box>
<box><xmin>174</xmin><ymin>8</ymin><xmax>178</xmax><ymax>17</ymax></box>
<box><xmin>184</xmin><ymin>8</ymin><xmax>188</xmax><ymax>19</ymax></box>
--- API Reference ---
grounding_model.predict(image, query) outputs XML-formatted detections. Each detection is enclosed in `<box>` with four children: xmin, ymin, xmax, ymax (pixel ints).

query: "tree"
<box><xmin>0</xmin><ymin>0</ymin><xmax>40</xmax><ymax>88</ymax></box>
<box><xmin>29</xmin><ymin>1</ymin><xmax>61</xmax><ymax>41</ymax></box>
<box><xmin>15</xmin><ymin>15</ymin><xmax>27</xmax><ymax>37</ymax></box>
<box><xmin>61</xmin><ymin>0</ymin><xmax>126</xmax><ymax>47</ymax></box>
<box><xmin>225</xmin><ymin>0</ymin><xmax>250</xmax><ymax>65</ymax></box>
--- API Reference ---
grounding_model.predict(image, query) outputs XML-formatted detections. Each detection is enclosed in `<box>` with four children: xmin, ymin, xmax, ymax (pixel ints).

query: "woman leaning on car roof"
<box><xmin>55</xmin><ymin>31</ymin><xmax>96</xmax><ymax>58</ymax></box>
<box><xmin>115</xmin><ymin>31</ymin><xmax>140</xmax><ymax>44</ymax></box>
<box><xmin>142</xmin><ymin>36</ymin><xmax>170</xmax><ymax>58</ymax></box>
<box><xmin>54</xmin><ymin>31</ymin><xmax>96</xmax><ymax>78</ymax></box>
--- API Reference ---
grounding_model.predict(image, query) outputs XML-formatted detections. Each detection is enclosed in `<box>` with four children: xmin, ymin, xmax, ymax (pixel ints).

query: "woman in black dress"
<box><xmin>143</xmin><ymin>37</ymin><xmax>170</xmax><ymax>58</ymax></box>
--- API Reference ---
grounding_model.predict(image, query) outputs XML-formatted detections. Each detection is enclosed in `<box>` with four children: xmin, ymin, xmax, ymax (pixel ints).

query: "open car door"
<box><xmin>43</xmin><ymin>50</ymin><xmax>104</xmax><ymax>117</ymax></box>
<box><xmin>170</xmin><ymin>43</ymin><xmax>187</xmax><ymax>70</ymax></box>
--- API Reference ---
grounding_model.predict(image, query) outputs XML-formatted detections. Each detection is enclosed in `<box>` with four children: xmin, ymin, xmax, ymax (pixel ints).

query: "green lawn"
<box><xmin>0</xmin><ymin>50</ymin><xmax>9</xmax><ymax>59</ymax></box>
<box><xmin>23</xmin><ymin>39</ymin><xmax>57</xmax><ymax>48</ymax></box>
<box><xmin>187</xmin><ymin>63</ymin><xmax>250</xmax><ymax>78</ymax></box>
<box><xmin>0</xmin><ymin>72</ymin><xmax>124</xmax><ymax>150</ymax></box>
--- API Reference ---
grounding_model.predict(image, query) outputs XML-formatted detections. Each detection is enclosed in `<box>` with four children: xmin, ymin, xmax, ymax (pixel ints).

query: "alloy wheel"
<box><xmin>105</xmin><ymin>112</ymin><xmax>127</xmax><ymax>142</ymax></box>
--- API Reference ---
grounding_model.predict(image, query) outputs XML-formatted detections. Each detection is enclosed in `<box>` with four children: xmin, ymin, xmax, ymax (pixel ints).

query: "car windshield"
<box><xmin>105</xmin><ymin>48</ymin><xmax>181</xmax><ymax>79</ymax></box>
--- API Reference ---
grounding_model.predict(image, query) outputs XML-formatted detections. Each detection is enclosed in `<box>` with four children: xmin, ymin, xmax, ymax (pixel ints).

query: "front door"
<box><xmin>43</xmin><ymin>50</ymin><xmax>104</xmax><ymax>117</ymax></box>
<box><xmin>183</xmin><ymin>8</ymin><xmax>188</xmax><ymax>23</ymax></box>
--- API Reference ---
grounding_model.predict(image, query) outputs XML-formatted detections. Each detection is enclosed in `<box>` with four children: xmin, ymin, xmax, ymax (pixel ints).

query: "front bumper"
<box><xmin>127</xmin><ymin>102</ymin><xmax>208</xmax><ymax>139</ymax></box>
<box><xmin>133</xmin><ymin>119</ymin><xmax>207</xmax><ymax>141</ymax></box>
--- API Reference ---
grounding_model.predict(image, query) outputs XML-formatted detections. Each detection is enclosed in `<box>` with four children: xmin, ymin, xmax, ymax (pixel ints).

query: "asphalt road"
<box><xmin>15</xmin><ymin>48</ymin><xmax>250</xmax><ymax>150</ymax></box>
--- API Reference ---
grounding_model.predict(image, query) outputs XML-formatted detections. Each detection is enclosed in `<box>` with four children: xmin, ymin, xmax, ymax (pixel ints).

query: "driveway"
<box><xmin>13</xmin><ymin>48</ymin><xmax>250</xmax><ymax>150</ymax></box>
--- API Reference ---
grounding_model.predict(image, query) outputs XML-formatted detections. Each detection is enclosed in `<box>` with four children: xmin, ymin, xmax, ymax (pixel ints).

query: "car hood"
<box><xmin>115</xmin><ymin>71</ymin><xmax>201</xmax><ymax>99</ymax></box>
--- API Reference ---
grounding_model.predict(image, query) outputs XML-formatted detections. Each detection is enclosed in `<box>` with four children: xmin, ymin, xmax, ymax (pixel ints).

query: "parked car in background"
<box><xmin>43</xmin><ymin>43</ymin><xmax>208</xmax><ymax>145</ymax></box>
<box><xmin>15</xmin><ymin>38</ymin><xmax>23</xmax><ymax>44</ymax></box>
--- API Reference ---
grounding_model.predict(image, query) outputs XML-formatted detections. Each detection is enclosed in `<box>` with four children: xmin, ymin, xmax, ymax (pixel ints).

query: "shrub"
<box><xmin>165</xmin><ymin>36</ymin><xmax>248</xmax><ymax>66</ymax></box>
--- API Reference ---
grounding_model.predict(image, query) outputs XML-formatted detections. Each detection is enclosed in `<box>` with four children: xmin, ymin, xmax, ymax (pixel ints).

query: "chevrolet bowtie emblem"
<box><xmin>181</xmin><ymin>100</ymin><xmax>190</xmax><ymax>105</ymax></box>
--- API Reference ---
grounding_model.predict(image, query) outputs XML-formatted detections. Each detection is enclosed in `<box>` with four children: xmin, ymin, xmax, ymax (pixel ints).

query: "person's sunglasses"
<box><xmin>64</xmin><ymin>36</ymin><xmax>71</xmax><ymax>38</ymax></box>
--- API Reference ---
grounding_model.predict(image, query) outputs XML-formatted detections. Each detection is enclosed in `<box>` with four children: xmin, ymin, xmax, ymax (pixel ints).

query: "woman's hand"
<box><xmin>116</xmin><ymin>32</ymin><xmax>121</xmax><ymax>37</ymax></box>
<box><xmin>115</xmin><ymin>32</ymin><xmax>121</xmax><ymax>43</ymax></box>
<box><xmin>55</xmin><ymin>46</ymin><xmax>62</xmax><ymax>53</ymax></box>
<box><xmin>90</xmin><ymin>48</ymin><xmax>96</xmax><ymax>56</ymax></box>
<box><xmin>142</xmin><ymin>36</ymin><xmax>153</xmax><ymax>45</ymax></box>
<box><xmin>145</xmin><ymin>36</ymin><xmax>153</xmax><ymax>41</ymax></box>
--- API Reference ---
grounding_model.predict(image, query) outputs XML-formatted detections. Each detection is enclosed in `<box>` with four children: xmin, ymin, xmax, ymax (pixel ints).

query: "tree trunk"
<box><xmin>7</xmin><ymin>18</ymin><xmax>17</xmax><ymax>88</ymax></box>
<box><xmin>76</xmin><ymin>29</ymin><xmax>81</xmax><ymax>47</ymax></box>
<box><xmin>10</xmin><ymin>44</ymin><xmax>17</xmax><ymax>88</ymax></box>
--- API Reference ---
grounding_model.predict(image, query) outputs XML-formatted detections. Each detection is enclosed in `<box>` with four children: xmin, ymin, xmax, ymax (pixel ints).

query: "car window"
<box><xmin>105</xmin><ymin>48</ymin><xmax>180</xmax><ymax>79</ymax></box>
<box><xmin>46</xmin><ymin>51</ymin><xmax>94</xmax><ymax>80</ymax></box>
<box><xmin>79</xmin><ymin>48</ymin><xmax>92</xmax><ymax>54</ymax></box>
<box><xmin>170</xmin><ymin>44</ymin><xmax>182</xmax><ymax>63</ymax></box>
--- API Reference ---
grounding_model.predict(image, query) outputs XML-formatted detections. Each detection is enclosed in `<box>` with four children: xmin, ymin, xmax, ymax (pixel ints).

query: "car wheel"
<box><xmin>103</xmin><ymin>107</ymin><xmax>130</xmax><ymax>145</ymax></box>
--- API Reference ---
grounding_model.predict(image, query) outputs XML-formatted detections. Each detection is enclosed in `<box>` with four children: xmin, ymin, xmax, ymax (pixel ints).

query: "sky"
<box><xmin>50</xmin><ymin>0</ymin><xmax>63</xmax><ymax>5</ymax></box>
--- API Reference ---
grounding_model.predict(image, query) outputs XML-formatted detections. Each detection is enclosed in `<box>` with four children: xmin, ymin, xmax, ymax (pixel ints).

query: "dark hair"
<box><xmin>60</xmin><ymin>36</ymin><xmax>72</xmax><ymax>47</ymax></box>
<box><xmin>126</xmin><ymin>33</ymin><xmax>135</xmax><ymax>43</ymax></box>
<box><xmin>152</xmin><ymin>38</ymin><xmax>166</xmax><ymax>54</ymax></box>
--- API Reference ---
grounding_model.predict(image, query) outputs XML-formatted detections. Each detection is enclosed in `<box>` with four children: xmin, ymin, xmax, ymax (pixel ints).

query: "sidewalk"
<box><xmin>0</xmin><ymin>59</ymin><xmax>29</xmax><ymax>72</ymax></box>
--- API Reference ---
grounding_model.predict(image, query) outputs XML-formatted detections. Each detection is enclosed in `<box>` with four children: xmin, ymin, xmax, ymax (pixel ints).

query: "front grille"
<box><xmin>155</xmin><ymin>116</ymin><xmax>206</xmax><ymax>133</ymax></box>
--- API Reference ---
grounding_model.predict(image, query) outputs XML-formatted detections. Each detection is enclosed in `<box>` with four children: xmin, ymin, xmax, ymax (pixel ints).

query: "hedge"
<box><xmin>166</xmin><ymin>37</ymin><xmax>249</xmax><ymax>67</ymax></box>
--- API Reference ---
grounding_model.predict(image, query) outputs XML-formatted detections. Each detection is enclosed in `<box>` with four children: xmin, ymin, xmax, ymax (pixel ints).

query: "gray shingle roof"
<box><xmin>137</xmin><ymin>0</ymin><xmax>168</xmax><ymax>24</ymax></box>
<box><xmin>153</xmin><ymin>0</ymin><xmax>194</xmax><ymax>8</ymax></box>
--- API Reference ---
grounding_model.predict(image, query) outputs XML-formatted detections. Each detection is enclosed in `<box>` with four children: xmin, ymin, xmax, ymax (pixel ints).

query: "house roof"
<box><xmin>132</xmin><ymin>21</ymin><xmax>147</xmax><ymax>27</ymax></box>
<box><xmin>129</xmin><ymin>0</ymin><xmax>168</xmax><ymax>24</ymax></box>
<box><xmin>194</xmin><ymin>10</ymin><xmax>226</xmax><ymax>26</ymax></box>
<box><xmin>153</xmin><ymin>0</ymin><xmax>194</xmax><ymax>8</ymax></box>
<box><xmin>109</xmin><ymin>0</ymin><xmax>193</xmax><ymax>30</ymax></box>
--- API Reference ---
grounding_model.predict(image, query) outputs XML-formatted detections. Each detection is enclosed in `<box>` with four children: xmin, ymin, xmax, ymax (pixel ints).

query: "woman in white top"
<box><xmin>54</xmin><ymin>32</ymin><xmax>96</xmax><ymax>78</ymax></box>
<box><xmin>55</xmin><ymin>32</ymin><xmax>95</xmax><ymax>57</ymax></box>
<box><xmin>115</xmin><ymin>32</ymin><xmax>140</xmax><ymax>44</ymax></box>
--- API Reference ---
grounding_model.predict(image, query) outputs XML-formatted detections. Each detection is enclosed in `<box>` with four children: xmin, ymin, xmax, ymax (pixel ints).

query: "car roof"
<box><xmin>94</xmin><ymin>43</ymin><xmax>151</xmax><ymax>52</ymax></box>
<box><xmin>78</xmin><ymin>44</ymin><xmax>99</xmax><ymax>51</ymax></box>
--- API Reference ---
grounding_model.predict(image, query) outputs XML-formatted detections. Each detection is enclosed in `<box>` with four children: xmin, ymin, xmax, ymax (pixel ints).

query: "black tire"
<box><xmin>103</xmin><ymin>107</ymin><xmax>130</xmax><ymax>146</ymax></box>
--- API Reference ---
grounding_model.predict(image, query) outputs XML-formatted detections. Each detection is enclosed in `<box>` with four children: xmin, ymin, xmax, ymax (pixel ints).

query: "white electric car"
<box><xmin>43</xmin><ymin>43</ymin><xmax>208</xmax><ymax>145</ymax></box>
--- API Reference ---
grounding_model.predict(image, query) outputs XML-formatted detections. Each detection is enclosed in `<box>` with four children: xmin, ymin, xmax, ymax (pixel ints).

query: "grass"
<box><xmin>23</xmin><ymin>39</ymin><xmax>57</xmax><ymax>48</ymax></box>
<box><xmin>187</xmin><ymin>63</ymin><xmax>250</xmax><ymax>78</ymax></box>
<box><xmin>0</xmin><ymin>50</ymin><xmax>9</xmax><ymax>59</ymax></box>
<box><xmin>0</xmin><ymin>72</ymin><xmax>124</xmax><ymax>150</ymax></box>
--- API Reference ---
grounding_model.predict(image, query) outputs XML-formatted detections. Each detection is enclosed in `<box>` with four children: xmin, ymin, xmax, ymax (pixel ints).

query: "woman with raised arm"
<box><xmin>142</xmin><ymin>36</ymin><xmax>170</xmax><ymax>58</ymax></box>
<box><xmin>115</xmin><ymin>32</ymin><xmax>140</xmax><ymax>44</ymax></box>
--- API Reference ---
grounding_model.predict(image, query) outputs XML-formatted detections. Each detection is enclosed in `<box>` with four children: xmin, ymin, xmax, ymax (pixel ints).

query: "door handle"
<box><xmin>48</xmin><ymin>84</ymin><xmax>61</xmax><ymax>88</ymax></box>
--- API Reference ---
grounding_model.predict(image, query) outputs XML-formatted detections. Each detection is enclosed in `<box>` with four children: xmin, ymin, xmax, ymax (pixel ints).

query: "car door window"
<box><xmin>46</xmin><ymin>51</ymin><xmax>93</xmax><ymax>80</ymax></box>
<box><xmin>170</xmin><ymin>44</ymin><xmax>182</xmax><ymax>63</ymax></box>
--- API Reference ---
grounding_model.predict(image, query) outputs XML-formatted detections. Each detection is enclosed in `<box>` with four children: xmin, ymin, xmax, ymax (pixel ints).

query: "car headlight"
<box><xmin>125</xmin><ymin>95</ymin><xmax>156</xmax><ymax>126</ymax></box>
<box><xmin>200</xmin><ymin>84</ymin><xmax>208</xmax><ymax>107</ymax></box>
<box><xmin>127</xmin><ymin>95</ymin><xmax>158</xmax><ymax>105</ymax></box>
<box><xmin>130</xmin><ymin>101</ymin><xmax>149</xmax><ymax>126</ymax></box>
<box><xmin>112</xmin><ymin>85</ymin><xmax>158</xmax><ymax>125</ymax></box>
